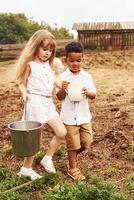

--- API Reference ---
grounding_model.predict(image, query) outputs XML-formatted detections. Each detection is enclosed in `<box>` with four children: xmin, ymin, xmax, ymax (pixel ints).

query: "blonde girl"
<box><xmin>17</xmin><ymin>29</ymin><xmax>66</xmax><ymax>180</ymax></box>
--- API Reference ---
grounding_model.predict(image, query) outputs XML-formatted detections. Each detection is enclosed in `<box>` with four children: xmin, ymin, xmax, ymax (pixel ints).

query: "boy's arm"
<box><xmin>82</xmin><ymin>87</ymin><xmax>96</xmax><ymax>99</ymax></box>
<box><xmin>82</xmin><ymin>74</ymin><xmax>96</xmax><ymax>99</ymax></box>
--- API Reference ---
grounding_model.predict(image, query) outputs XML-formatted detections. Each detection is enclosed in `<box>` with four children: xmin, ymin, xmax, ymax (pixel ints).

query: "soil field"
<box><xmin>0</xmin><ymin>50</ymin><xmax>134</xmax><ymax>195</ymax></box>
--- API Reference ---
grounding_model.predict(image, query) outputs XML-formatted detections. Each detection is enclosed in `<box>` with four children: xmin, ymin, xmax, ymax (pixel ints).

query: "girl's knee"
<box><xmin>56</xmin><ymin>127</ymin><xmax>67</xmax><ymax>139</ymax></box>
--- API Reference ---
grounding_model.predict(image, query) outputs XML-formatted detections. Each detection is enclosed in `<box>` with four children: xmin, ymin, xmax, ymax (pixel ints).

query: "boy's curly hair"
<box><xmin>65</xmin><ymin>41</ymin><xmax>84</xmax><ymax>56</ymax></box>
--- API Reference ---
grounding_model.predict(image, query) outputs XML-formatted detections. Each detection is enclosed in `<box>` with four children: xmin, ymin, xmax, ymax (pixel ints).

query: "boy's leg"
<box><xmin>77</xmin><ymin>146</ymin><xmax>86</xmax><ymax>155</ymax></box>
<box><xmin>65</xmin><ymin>125</ymin><xmax>85</xmax><ymax>180</ymax></box>
<box><xmin>40</xmin><ymin>116</ymin><xmax>66</xmax><ymax>173</ymax></box>
<box><xmin>68</xmin><ymin>150</ymin><xmax>77</xmax><ymax>169</ymax></box>
<box><xmin>18</xmin><ymin>156</ymin><xmax>42</xmax><ymax>180</ymax></box>
<box><xmin>79</xmin><ymin>123</ymin><xmax>93</xmax><ymax>153</ymax></box>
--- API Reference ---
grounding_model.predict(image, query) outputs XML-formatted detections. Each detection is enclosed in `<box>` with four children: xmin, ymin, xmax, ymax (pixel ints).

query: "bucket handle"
<box><xmin>24</xmin><ymin>102</ymin><xmax>27</xmax><ymax>121</ymax></box>
<box><xmin>24</xmin><ymin>102</ymin><xmax>30</xmax><ymax>133</ymax></box>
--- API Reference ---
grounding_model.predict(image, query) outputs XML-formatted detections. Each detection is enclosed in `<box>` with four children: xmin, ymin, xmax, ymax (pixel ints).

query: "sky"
<box><xmin>0</xmin><ymin>0</ymin><xmax>134</xmax><ymax>31</ymax></box>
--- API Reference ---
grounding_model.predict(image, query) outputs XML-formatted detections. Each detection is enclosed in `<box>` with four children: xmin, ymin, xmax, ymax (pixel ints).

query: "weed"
<box><xmin>44</xmin><ymin>178</ymin><xmax>128</xmax><ymax>200</ymax></box>
<box><xmin>0</xmin><ymin>191</ymin><xmax>20</xmax><ymax>200</ymax></box>
<box><xmin>2</xmin><ymin>146</ymin><xmax>13</xmax><ymax>158</ymax></box>
<box><xmin>54</xmin><ymin>145</ymin><xmax>67</xmax><ymax>160</ymax></box>
<box><xmin>104</xmin><ymin>167</ymin><xmax>118</xmax><ymax>177</ymax></box>
<box><xmin>128</xmin><ymin>142</ymin><xmax>134</xmax><ymax>161</ymax></box>
<box><xmin>0</xmin><ymin>60</ymin><xmax>16</xmax><ymax>68</ymax></box>
<box><xmin>0</xmin><ymin>168</ymin><xmax>28</xmax><ymax>191</ymax></box>
<box><xmin>0</xmin><ymin>168</ymin><xmax>131</xmax><ymax>200</ymax></box>
<box><xmin>34</xmin><ymin>151</ymin><xmax>45</xmax><ymax>165</ymax></box>
<box><xmin>127</xmin><ymin>175</ymin><xmax>134</xmax><ymax>197</ymax></box>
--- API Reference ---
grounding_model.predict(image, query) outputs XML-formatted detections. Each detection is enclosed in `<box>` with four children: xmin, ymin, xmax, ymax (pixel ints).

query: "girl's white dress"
<box><xmin>23</xmin><ymin>60</ymin><xmax>58</xmax><ymax>123</ymax></box>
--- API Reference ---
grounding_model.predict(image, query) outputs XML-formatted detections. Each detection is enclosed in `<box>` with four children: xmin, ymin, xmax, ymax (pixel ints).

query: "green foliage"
<box><xmin>0</xmin><ymin>168</ymin><xmax>130</xmax><ymax>200</ymax></box>
<box><xmin>0</xmin><ymin>13</ymin><xmax>72</xmax><ymax>44</ymax></box>
<box><xmin>0</xmin><ymin>60</ymin><xmax>16</xmax><ymax>68</ymax></box>
<box><xmin>51</xmin><ymin>27</ymin><xmax>72</xmax><ymax>39</ymax></box>
<box><xmin>127</xmin><ymin>175</ymin><xmax>134</xmax><ymax>197</ymax></box>
<box><xmin>104</xmin><ymin>167</ymin><xmax>118</xmax><ymax>177</ymax></box>
<box><xmin>0</xmin><ymin>13</ymin><xmax>28</xmax><ymax>44</ymax></box>
<box><xmin>0</xmin><ymin>168</ymin><xmax>62</xmax><ymax>199</ymax></box>
<box><xmin>128</xmin><ymin>142</ymin><xmax>134</xmax><ymax>161</ymax></box>
<box><xmin>33</xmin><ymin>151</ymin><xmax>45</xmax><ymax>165</ymax></box>
<box><xmin>0</xmin><ymin>191</ymin><xmax>30</xmax><ymax>200</ymax></box>
<box><xmin>0</xmin><ymin>191</ymin><xmax>20</xmax><ymax>200</ymax></box>
<box><xmin>0</xmin><ymin>168</ymin><xmax>28</xmax><ymax>192</ymax></box>
<box><xmin>54</xmin><ymin>145</ymin><xmax>67</xmax><ymax>160</ymax></box>
<box><xmin>44</xmin><ymin>176</ymin><xmax>129</xmax><ymax>200</ymax></box>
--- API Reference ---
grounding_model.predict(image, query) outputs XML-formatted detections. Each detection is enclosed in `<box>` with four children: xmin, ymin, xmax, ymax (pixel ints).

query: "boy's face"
<box><xmin>65</xmin><ymin>52</ymin><xmax>83</xmax><ymax>74</ymax></box>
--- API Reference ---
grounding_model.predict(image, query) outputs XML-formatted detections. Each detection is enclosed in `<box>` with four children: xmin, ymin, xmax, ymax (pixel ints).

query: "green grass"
<box><xmin>128</xmin><ymin>142</ymin><xmax>134</xmax><ymax>161</ymax></box>
<box><xmin>104</xmin><ymin>167</ymin><xmax>118</xmax><ymax>177</ymax></box>
<box><xmin>0</xmin><ymin>60</ymin><xmax>16</xmax><ymax>68</ymax></box>
<box><xmin>0</xmin><ymin>168</ymin><xmax>132</xmax><ymax>200</ymax></box>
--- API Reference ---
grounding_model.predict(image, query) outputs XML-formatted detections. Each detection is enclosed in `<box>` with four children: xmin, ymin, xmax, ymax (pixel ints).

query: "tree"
<box><xmin>0</xmin><ymin>13</ymin><xmax>72</xmax><ymax>44</ymax></box>
<box><xmin>0</xmin><ymin>13</ymin><xmax>29</xmax><ymax>43</ymax></box>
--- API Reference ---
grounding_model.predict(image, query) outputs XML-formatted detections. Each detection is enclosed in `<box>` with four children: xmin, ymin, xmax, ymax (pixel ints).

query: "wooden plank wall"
<box><xmin>78</xmin><ymin>30</ymin><xmax>134</xmax><ymax>50</ymax></box>
<box><xmin>0</xmin><ymin>39</ymin><xmax>73</xmax><ymax>61</ymax></box>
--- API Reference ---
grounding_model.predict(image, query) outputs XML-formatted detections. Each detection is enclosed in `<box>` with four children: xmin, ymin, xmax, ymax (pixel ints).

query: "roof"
<box><xmin>72</xmin><ymin>22</ymin><xmax>134</xmax><ymax>31</ymax></box>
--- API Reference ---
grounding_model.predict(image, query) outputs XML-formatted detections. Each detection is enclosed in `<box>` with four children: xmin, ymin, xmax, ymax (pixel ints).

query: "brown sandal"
<box><xmin>67</xmin><ymin>167</ymin><xmax>85</xmax><ymax>180</ymax></box>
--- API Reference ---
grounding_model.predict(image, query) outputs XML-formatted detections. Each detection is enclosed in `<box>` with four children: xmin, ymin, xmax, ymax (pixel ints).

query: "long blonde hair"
<box><xmin>16</xmin><ymin>29</ymin><xmax>56</xmax><ymax>82</ymax></box>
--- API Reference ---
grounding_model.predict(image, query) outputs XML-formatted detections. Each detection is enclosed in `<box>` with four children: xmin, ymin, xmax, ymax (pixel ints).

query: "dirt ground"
<box><xmin>0</xmin><ymin>50</ymin><xmax>134</xmax><ymax>191</ymax></box>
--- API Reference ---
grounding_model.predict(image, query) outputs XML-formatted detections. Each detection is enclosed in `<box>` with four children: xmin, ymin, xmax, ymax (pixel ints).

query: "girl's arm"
<box><xmin>19</xmin><ymin>65</ymin><xmax>31</xmax><ymax>102</ymax></box>
<box><xmin>54</xmin><ymin>77</ymin><xmax>62</xmax><ymax>89</ymax></box>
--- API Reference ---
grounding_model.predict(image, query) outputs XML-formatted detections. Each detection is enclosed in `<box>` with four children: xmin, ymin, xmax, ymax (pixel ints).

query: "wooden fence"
<box><xmin>78</xmin><ymin>30</ymin><xmax>134</xmax><ymax>50</ymax></box>
<box><xmin>73</xmin><ymin>22</ymin><xmax>134</xmax><ymax>50</ymax></box>
<box><xmin>0</xmin><ymin>39</ymin><xmax>73</xmax><ymax>61</ymax></box>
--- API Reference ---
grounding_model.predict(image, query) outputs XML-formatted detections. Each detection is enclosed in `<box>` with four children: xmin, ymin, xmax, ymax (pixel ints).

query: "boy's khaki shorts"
<box><xmin>65</xmin><ymin>123</ymin><xmax>93</xmax><ymax>151</ymax></box>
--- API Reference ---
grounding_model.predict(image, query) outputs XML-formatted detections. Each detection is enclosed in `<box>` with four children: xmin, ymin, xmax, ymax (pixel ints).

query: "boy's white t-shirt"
<box><xmin>58</xmin><ymin>68</ymin><xmax>96</xmax><ymax>125</ymax></box>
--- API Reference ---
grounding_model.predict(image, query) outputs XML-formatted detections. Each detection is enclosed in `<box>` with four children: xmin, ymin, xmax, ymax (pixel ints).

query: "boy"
<box><xmin>56</xmin><ymin>42</ymin><xmax>96</xmax><ymax>180</ymax></box>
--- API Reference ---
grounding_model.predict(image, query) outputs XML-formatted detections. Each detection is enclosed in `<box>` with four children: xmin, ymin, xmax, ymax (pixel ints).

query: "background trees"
<box><xmin>0</xmin><ymin>13</ymin><xmax>72</xmax><ymax>44</ymax></box>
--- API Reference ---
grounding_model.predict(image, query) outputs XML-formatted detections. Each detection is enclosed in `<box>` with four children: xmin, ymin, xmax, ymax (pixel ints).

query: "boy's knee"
<box><xmin>81</xmin><ymin>139</ymin><xmax>93</xmax><ymax>150</ymax></box>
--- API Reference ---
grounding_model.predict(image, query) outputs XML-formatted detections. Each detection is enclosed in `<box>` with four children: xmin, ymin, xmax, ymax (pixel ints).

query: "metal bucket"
<box><xmin>8</xmin><ymin>121</ymin><xmax>43</xmax><ymax>157</ymax></box>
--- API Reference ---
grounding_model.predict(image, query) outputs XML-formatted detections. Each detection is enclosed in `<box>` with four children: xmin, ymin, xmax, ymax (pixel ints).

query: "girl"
<box><xmin>17</xmin><ymin>29</ymin><xmax>66</xmax><ymax>180</ymax></box>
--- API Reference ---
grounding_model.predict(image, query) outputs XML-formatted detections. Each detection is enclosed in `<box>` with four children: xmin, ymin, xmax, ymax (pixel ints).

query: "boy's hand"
<box><xmin>56</xmin><ymin>89</ymin><xmax>66</xmax><ymax>100</ymax></box>
<box><xmin>56</xmin><ymin>81</ymin><xmax>70</xmax><ymax>100</ymax></box>
<box><xmin>62</xmin><ymin>81</ymin><xmax>70</xmax><ymax>90</ymax></box>
<box><xmin>82</xmin><ymin>87</ymin><xmax>89</xmax><ymax>96</ymax></box>
<box><xmin>82</xmin><ymin>87</ymin><xmax>96</xmax><ymax>99</ymax></box>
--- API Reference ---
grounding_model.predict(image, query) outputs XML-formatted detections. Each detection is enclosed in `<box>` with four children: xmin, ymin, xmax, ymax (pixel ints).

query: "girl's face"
<box><xmin>65</xmin><ymin>52</ymin><xmax>83</xmax><ymax>74</ymax></box>
<box><xmin>35</xmin><ymin>40</ymin><xmax>54</xmax><ymax>63</ymax></box>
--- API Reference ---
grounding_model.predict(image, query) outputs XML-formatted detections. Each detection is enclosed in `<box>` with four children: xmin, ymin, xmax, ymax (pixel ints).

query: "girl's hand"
<box><xmin>62</xmin><ymin>81</ymin><xmax>70</xmax><ymax>90</ymax></box>
<box><xmin>22</xmin><ymin>91</ymin><xmax>31</xmax><ymax>102</ymax></box>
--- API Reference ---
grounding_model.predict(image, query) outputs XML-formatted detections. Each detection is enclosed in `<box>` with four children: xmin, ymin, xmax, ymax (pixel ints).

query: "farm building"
<box><xmin>73</xmin><ymin>22</ymin><xmax>134</xmax><ymax>50</ymax></box>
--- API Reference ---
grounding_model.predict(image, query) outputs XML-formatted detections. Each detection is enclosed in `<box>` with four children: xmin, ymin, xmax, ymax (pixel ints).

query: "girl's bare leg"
<box><xmin>40</xmin><ymin>116</ymin><xmax>66</xmax><ymax>173</ymax></box>
<box><xmin>18</xmin><ymin>155</ymin><xmax>42</xmax><ymax>180</ymax></box>
<box><xmin>46</xmin><ymin>116</ymin><xmax>66</xmax><ymax>156</ymax></box>
<box><xmin>23</xmin><ymin>156</ymin><xmax>34</xmax><ymax>168</ymax></box>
